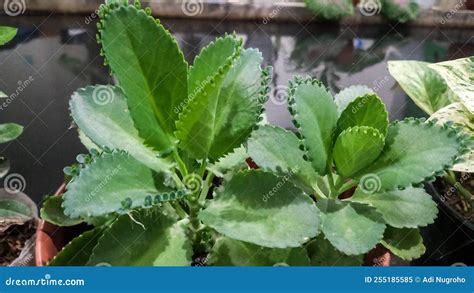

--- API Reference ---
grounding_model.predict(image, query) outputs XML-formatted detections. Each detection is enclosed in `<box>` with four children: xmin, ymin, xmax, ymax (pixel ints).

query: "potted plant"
<box><xmin>389</xmin><ymin>57</ymin><xmax>474</xmax><ymax>233</ymax></box>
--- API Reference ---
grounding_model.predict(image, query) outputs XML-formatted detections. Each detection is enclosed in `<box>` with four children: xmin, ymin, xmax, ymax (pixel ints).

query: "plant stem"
<box><xmin>443</xmin><ymin>172</ymin><xmax>473</xmax><ymax>201</ymax></box>
<box><xmin>173</xmin><ymin>149</ymin><xmax>188</xmax><ymax>177</ymax></box>
<box><xmin>199</xmin><ymin>172</ymin><xmax>215</xmax><ymax>203</ymax></box>
<box><xmin>169</xmin><ymin>202</ymin><xmax>188</xmax><ymax>218</ymax></box>
<box><xmin>171</xmin><ymin>172</ymin><xmax>184</xmax><ymax>189</ymax></box>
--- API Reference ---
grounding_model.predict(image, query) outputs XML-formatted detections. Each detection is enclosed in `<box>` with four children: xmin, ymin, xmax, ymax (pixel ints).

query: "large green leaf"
<box><xmin>70</xmin><ymin>86</ymin><xmax>173</xmax><ymax>172</ymax></box>
<box><xmin>62</xmin><ymin>151</ymin><xmax>172</xmax><ymax>218</ymax></box>
<box><xmin>289</xmin><ymin>79</ymin><xmax>338</xmax><ymax>175</ymax></box>
<box><xmin>359</xmin><ymin>119</ymin><xmax>463</xmax><ymax>191</ymax></box>
<box><xmin>381</xmin><ymin>227</ymin><xmax>425</xmax><ymax>261</ymax></box>
<box><xmin>337</xmin><ymin>94</ymin><xmax>389</xmax><ymax>136</ymax></box>
<box><xmin>209</xmin><ymin>237</ymin><xmax>310</xmax><ymax>266</ymax></box>
<box><xmin>334</xmin><ymin>85</ymin><xmax>374</xmax><ymax>115</ymax></box>
<box><xmin>49</xmin><ymin>227</ymin><xmax>104</xmax><ymax>266</ymax></box>
<box><xmin>0</xmin><ymin>192</ymin><xmax>35</xmax><ymax>221</ymax></box>
<box><xmin>388</xmin><ymin>61</ymin><xmax>453</xmax><ymax>114</ymax></box>
<box><xmin>88</xmin><ymin>208</ymin><xmax>192</xmax><ymax>266</ymax></box>
<box><xmin>381</xmin><ymin>0</ymin><xmax>419</xmax><ymax>23</ymax></box>
<box><xmin>176</xmin><ymin>48</ymin><xmax>265</xmax><ymax>161</ymax></box>
<box><xmin>306</xmin><ymin>235</ymin><xmax>363</xmax><ymax>266</ymax></box>
<box><xmin>0</xmin><ymin>123</ymin><xmax>23</xmax><ymax>144</ymax></box>
<box><xmin>304</xmin><ymin>0</ymin><xmax>354</xmax><ymax>20</ymax></box>
<box><xmin>429</xmin><ymin>57</ymin><xmax>474</xmax><ymax>114</ymax></box>
<box><xmin>247</xmin><ymin>125</ymin><xmax>319</xmax><ymax>189</ymax></box>
<box><xmin>0</xmin><ymin>26</ymin><xmax>17</xmax><ymax>46</ymax></box>
<box><xmin>349</xmin><ymin>187</ymin><xmax>438</xmax><ymax>228</ymax></box>
<box><xmin>41</xmin><ymin>196</ymin><xmax>83</xmax><ymax>227</ymax></box>
<box><xmin>199</xmin><ymin>170</ymin><xmax>320</xmax><ymax>248</ymax></box>
<box><xmin>333</xmin><ymin>126</ymin><xmax>384</xmax><ymax>178</ymax></box>
<box><xmin>316</xmin><ymin>199</ymin><xmax>386</xmax><ymax>255</ymax></box>
<box><xmin>100</xmin><ymin>4</ymin><xmax>187</xmax><ymax>150</ymax></box>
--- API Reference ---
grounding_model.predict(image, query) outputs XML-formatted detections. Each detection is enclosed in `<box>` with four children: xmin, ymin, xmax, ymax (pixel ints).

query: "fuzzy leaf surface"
<box><xmin>307</xmin><ymin>235</ymin><xmax>363</xmax><ymax>266</ymax></box>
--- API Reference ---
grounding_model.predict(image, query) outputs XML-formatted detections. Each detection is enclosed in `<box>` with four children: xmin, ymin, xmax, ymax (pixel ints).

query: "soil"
<box><xmin>0</xmin><ymin>220</ymin><xmax>36</xmax><ymax>266</ymax></box>
<box><xmin>435</xmin><ymin>173</ymin><xmax>474</xmax><ymax>224</ymax></box>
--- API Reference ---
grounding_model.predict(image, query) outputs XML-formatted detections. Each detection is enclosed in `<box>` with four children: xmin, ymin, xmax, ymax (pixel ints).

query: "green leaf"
<box><xmin>70</xmin><ymin>85</ymin><xmax>173</xmax><ymax>172</ymax></box>
<box><xmin>316</xmin><ymin>199</ymin><xmax>386</xmax><ymax>255</ymax></box>
<box><xmin>176</xmin><ymin>48</ymin><xmax>266</xmax><ymax>161</ymax></box>
<box><xmin>199</xmin><ymin>170</ymin><xmax>320</xmax><ymax>248</ymax></box>
<box><xmin>207</xmin><ymin>146</ymin><xmax>248</xmax><ymax>177</ymax></box>
<box><xmin>209</xmin><ymin>237</ymin><xmax>310</xmax><ymax>266</ymax></box>
<box><xmin>307</xmin><ymin>235</ymin><xmax>363</xmax><ymax>266</ymax></box>
<box><xmin>359</xmin><ymin>119</ymin><xmax>463</xmax><ymax>191</ymax></box>
<box><xmin>0</xmin><ymin>123</ymin><xmax>23</xmax><ymax>144</ymax></box>
<box><xmin>0</xmin><ymin>192</ymin><xmax>35</xmax><ymax>220</ymax></box>
<box><xmin>334</xmin><ymin>85</ymin><xmax>375</xmax><ymax>115</ymax></box>
<box><xmin>41</xmin><ymin>196</ymin><xmax>83</xmax><ymax>227</ymax></box>
<box><xmin>333</xmin><ymin>126</ymin><xmax>384</xmax><ymax>177</ymax></box>
<box><xmin>0</xmin><ymin>26</ymin><xmax>17</xmax><ymax>46</ymax></box>
<box><xmin>247</xmin><ymin>125</ymin><xmax>319</xmax><ymax>189</ymax></box>
<box><xmin>350</xmin><ymin>187</ymin><xmax>438</xmax><ymax>228</ymax></box>
<box><xmin>88</xmin><ymin>208</ymin><xmax>192</xmax><ymax>266</ymax></box>
<box><xmin>381</xmin><ymin>0</ymin><xmax>419</xmax><ymax>23</ymax></box>
<box><xmin>429</xmin><ymin>57</ymin><xmax>474</xmax><ymax>114</ymax></box>
<box><xmin>381</xmin><ymin>227</ymin><xmax>425</xmax><ymax>260</ymax></box>
<box><xmin>388</xmin><ymin>60</ymin><xmax>453</xmax><ymax>114</ymax></box>
<box><xmin>49</xmin><ymin>227</ymin><xmax>104</xmax><ymax>266</ymax></box>
<box><xmin>100</xmin><ymin>4</ymin><xmax>187</xmax><ymax>150</ymax></box>
<box><xmin>337</xmin><ymin>94</ymin><xmax>389</xmax><ymax>136</ymax></box>
<box><xmin>304</xmin><ymin>0</ymin><xmax>354</xmax><ymax>20</ymax></box>
<box><xmin>289</xmin><ymin>78</ymin><xmax>338</xmax><ymax>175</ymax></box>
<box><xmin>63</xmin><ymin>151</ymin><xmax>172</xmax><ymax>218</ymax></box>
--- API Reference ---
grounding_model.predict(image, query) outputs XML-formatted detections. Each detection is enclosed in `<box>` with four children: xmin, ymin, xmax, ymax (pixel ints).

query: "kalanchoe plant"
<box><xmin>246</xmin><ymin>77</ymin><xmax>469</xmax><ymax>264</ymax></box>
<box><xmin>41</xmin><ymin>1</ymin><xmax>322</xmax><ymax>266</ymax></box>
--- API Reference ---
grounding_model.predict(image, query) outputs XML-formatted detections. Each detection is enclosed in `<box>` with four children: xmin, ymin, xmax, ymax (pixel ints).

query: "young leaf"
<box><xmin>176</xmin><ymin>49</ymin><xmax>266</xmax><ymax>161</ymax></box>
<box><xmin>388</xmin><ymin>61</ymin><xmax>453</xmax><ymax>114</ymax></box>
<box><xmin>306</xmin><ymin>235</ymin><xmax>363</xmax><ymax>266</ymax></box>
<box><xmin>333</xmin><ymin>126</ymin><xmax>384</xmax><ymax>178</ymax></box>
<box><xmin>49</xmin><ymin>227</ymin><xmax>104</xmax><ymax>266</ymax></box>
<box><xmin>99</xmin><ymin>4</ymin><xmax>187</xmax><ymax>150</ymax></box>
<box><xmin>304</xmin><ymin>0</ymin><xmax>354</xmax><ymax>20</ymax></box>
<box><xmin>247</xmin><ymin>125</ymin><xmax>319</xmax><ymax>189</ymax></box>
<box><xmin>336</xmin><ymin>94</ymin><xmax>389</xmax><ymax>136</ymax></box>
<box><xmin>349</xmin><ymin>187</ymin><xmax>438</xmax><ymax>228</ymax></box>
<box><xmin>428</xmin><ymin>57</ymin><xmax>474</xmax><ymax>114</ymax></box>
<box><xmin>70</xmin><ymin>86</ymin><xmax>173</xmax><ymax>172</ymax></box>
<box><xmin>209</xmin><ymin>237</ymin><xmax>310</xmax><ymax>266</ymax></box>
<box><xmin>41</xmin><ymin>196</ymin><xmax>83</xmax><ymax>227</ymax></box>
<box><xmin>381</xmin><ymin>227</ymin><xmax>425</xmax><ymax>261</ymax></box>
<box><xmin>381</xmin><ymin>0</ymin><xmax>419</xmax><ymax>23</ymax></box>
<box><xmin>359</xmin><ymin>119</ymin><xmax>464</xmax><ymax>191</ymax></box>
<box><xmin>316</xmin><ymin>199</ymin><xmax>386</xmax><ymax>255</ymax></box>
<box><xmin>289</xmin><ymin>78</ymin><xmax>338</xmax><ymax>175</ymax></box>
<box><xmin>0</xmin><ymin>123</ymin><xmax>23</xmax><ymax>144</ymax></box>
<box><xmin>0</xmin><ymin>26</ymin><xmax>17</xmax><ymax>46</ymax></box>
<box><xmin>199</xmin><ymin>170</ymin><xmax>320</xmax><ymax>248</ymax></box>
<box><xmin>62</xmin><ymin>151</ymin><xmax>172</xmax><ymax>218</ymax></box>
<box><xmin>88</xmin><ymin>208</ymin><xmax>192</xmax><ymax>266</ymax></box>
<box><xmin>334</xmin><ymin>85</ymin><xmax>374</xmax><ymax>115</ymax></box>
